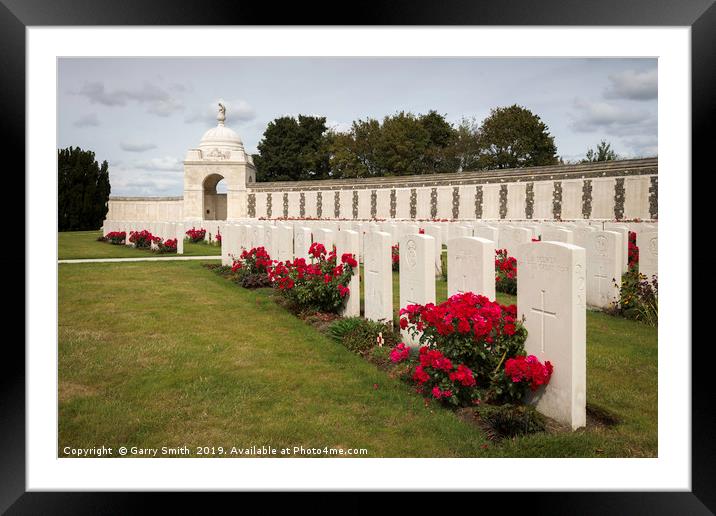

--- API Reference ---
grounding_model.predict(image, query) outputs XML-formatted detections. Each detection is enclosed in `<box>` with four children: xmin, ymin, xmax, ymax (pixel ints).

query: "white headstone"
<box><xmin>447</xmin><ymin>237</ymin><xmax>496</xmax><ymax>300</ymax></box>
<box><xmin>313</xmin><ymin>228</ymin><xmax>335</xmax><ymax>253</ymax></box>
<box><xmin>604</xmin><ymin>224</ymin><xmax>630</xmax><ymax>273</ymax></box>
<box><xmin>174</xmin><ymin>222</ymin><xmax>184</xmax><ymax>254</ymax></box>
<box><xmin>336</xmin><ymin>229</ymin><xmax>360</xmax><ymax>317</ymax></box>
<box><xmin>264</xmin><ymin>225</ymin><xmax>276</xmax><ymax>259</ymax></box>
<box><xmin>638</xmin><ymin>230</ymin><xmax>658</xmax><ymax>280</ymax></box>
<box><xmin>475</xmin><ymin>225</ymin><xmax>499</xmax><ymax>244</ymax></box>
<box><xmin>422</xmin><ymin>225</ymin><xmax>443</xmax><ymax>276</ymax></box>
<box><xmin>251</xmin><ymin>225</ymin><xmax>265</xmax><ymax>253</ymax></box>
<box><xmin>275</xmin><ymin>225</ymin><xmax>294</xmax><ymax>263</ymax></box>
<box><xmin>221</xmin><ymin>224</ymin><xmax>236</xmax><ymax>266</ymax></box>
<box><xmin>541</xmin><ymin>227</ymin><xmax>574</xmax><ymax>244</ymax></box>
<box><xmin>499</xmin><ymin>226</ymin><xmax>532</xmax><ymax>255</ymax></box>
<box><xmin>399</xmin><ymin>234</ymin><xmax>436</xmax><ymax>347</ymax></box>
<box><xmin>363</xmin><ymin>231</ymin><xmax>394</xmax><ymax>323</ymax></box>
<box><xmin>572</xmin><ymin>225</ymin><xmax>596</xmax><ymax>249</ymax></box>
<box><xmin>518</xmin><ymin>241</ymin><xmax>586</xmax><ymax>430</ymax></box>
<box><xmin>586</xmin><ymin>230</ymin><xmax>623</xmax><ymax>308</ymax></box>
<box><xmin>293</xmin><ymin>226</ymin><xmax>312</xmax><ymax>260</ymax></box>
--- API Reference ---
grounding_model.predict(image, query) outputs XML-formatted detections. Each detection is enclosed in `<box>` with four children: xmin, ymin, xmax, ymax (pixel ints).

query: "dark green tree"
<box><xmin>475</xmin><ymin>105</ymin><xmax>558</xmax><ymax>169</ymax></box>
<box><xmin>328</xmin><ymin>111</ymin><xmax>461</xmax><ymax>178</ymax></box>
<box><xmin>582</xmin><ymin>140</ymin><xmax>618</xmax><ymax>162</ymax></box>
<box><xmin>451</xmin><ymin>117</ymin><xmax>481</xmax><ymax>172</ymax></box>
<box><xmin>255</xmin><ymin>115</ymin><xmax>331</xmax><ymax>182</ymax></box>
<box><xmin>58</xmin><ymin>147</ymin><xmax>110</xmax><ymax>231</ymax></box>
<box><xmin>418</xmin><ymin>110</ymin><xmax>459</xmax><ymax>173</ymax></box>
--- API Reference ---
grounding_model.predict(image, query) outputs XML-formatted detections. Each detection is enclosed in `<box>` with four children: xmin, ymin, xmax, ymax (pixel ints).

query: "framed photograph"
<box><xmin>5</xmin><ymin>0</ymin><xmax>710</xmax><ymax>511</ymax></box>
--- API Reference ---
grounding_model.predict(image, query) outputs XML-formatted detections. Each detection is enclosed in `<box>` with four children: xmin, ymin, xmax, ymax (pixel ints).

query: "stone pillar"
<box><xmin>518</xmin><ymin>241</ymin><xmax>586</xmax><ymax>430</ymax></box>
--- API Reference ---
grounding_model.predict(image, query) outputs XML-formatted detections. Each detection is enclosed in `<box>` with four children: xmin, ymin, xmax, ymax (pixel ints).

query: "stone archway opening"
<box><xmin>202</xmin><ymin>173</ymin><xmax>227</xmax><ymax>220</ymax></box>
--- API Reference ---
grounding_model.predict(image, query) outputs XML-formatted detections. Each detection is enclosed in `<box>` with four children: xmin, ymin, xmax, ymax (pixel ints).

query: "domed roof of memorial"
<box><xmin>198</xmin><ymin>102</ymin><xmax>245</xmax><ymax>152</ymax></box>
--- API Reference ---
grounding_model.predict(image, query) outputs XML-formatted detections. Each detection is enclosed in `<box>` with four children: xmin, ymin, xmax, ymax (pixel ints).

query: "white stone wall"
<box><xmin>105</xmin><ymin>159</ymin><xmax>657</xmax><ymax>224</ymax></box>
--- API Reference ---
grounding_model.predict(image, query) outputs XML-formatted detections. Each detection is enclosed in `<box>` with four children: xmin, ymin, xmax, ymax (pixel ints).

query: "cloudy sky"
<box><xmin>58</xmin><ymin>57</ymin><xmax>657</xmax><ymax>197</ymax></box>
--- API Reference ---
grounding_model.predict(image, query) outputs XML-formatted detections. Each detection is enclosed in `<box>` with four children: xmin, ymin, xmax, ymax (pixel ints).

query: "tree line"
<box><xmin>58</xmin><ymin>147</ymin><xmax>111</xmax><ymax>231</ymax></box>
<box><xmin>252</xmin><ymin>105</ymin><xmax>578</xmax><ymax>182</ymax></box>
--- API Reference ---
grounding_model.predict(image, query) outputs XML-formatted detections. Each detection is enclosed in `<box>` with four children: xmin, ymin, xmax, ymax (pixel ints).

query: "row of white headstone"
<box><xmin>213</xmin><ymin>219</ymin><xmax>657</xmax><ymax>310</ymax></box>
<box><xmin>101</xmin><ymin>220</ymin><xmax>186</xmax><ymax>253</ymax></box>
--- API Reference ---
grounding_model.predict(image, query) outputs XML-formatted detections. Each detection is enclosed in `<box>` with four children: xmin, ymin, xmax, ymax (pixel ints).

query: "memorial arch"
<box><xmin>182</xmin><ymin>103</ymin><xmax>257</xmax><ymax>223</ymax></box>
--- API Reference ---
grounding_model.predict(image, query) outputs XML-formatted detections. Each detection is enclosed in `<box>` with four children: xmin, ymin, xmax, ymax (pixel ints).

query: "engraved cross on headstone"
<box><xmin>594</xmin><ymin>264</ymin><xmax>609</xmax><ymax>303</ymax></box>
<box><xmin>366</xmin><ymin>268</ymin><xmax>382</xmax><ymax>314</ymax></box>
<box><xmin>531</xmin><ymin>289</ymin><xmax>557</xmax><ymax>354</ymax></box>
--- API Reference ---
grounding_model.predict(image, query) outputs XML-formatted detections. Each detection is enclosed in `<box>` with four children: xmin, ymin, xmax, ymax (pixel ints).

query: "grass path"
<box><xmin>59</xmin><ymin>258</ymin><xmax>657</xmax><ymax>457</ymax></box>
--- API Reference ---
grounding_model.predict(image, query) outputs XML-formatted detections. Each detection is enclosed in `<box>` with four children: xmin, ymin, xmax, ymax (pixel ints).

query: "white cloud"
<box><xmin>569</xmin><ymin>98</ymin><xmax>654</xmax><ymax>135</ymax></box>
<box><xmin>604</xmin><ymin>69</ymin><xmax>657</xmax><ymax>101</ymax></box>
<box><xmin>109</xmin><ymin>161</ymin><xmax>183</xmax><ymax>196</ymax></box>
<box><xmin>326</xmin><ymin>119</ymin><xmax>352</xmax><ymax>133</ymax></box>
<box><xmin>73</xmin><ymin>113</ymin><xmax>100</xmax><ymax>127</ymax></box>
<box><xmin>185</xmin><ymin>99</ymin><xmax>256</xmax><ymax>126</ymax></box>
<box><xmin>621</xmin><ymin>135</ymin><xmax>658</xmax><ymax>157</ymax></box>
<box><xmin>77</xmin><ymin>81</ymin><xmax>185</xmax><ymax>116</ymax></box>
<box><xmin>132</xmin><ymin>156</ymin><xmax>183</xmax><ymax>172</ymax></box>
<box><xmin>120</xmin><ymin>141</ymin><xmax>157</xmax><ymax>152</ymax></box>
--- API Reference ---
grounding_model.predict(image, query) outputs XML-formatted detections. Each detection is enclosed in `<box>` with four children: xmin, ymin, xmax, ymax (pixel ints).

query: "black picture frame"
<box><xmin>3</xmin><ymin>0</ymin><xmax>709</xmax><ymax>512</ymax></box>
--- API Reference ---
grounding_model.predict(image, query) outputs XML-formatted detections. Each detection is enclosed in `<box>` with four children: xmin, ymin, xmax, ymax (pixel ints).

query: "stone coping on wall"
<box><xmin>248</xmin><ymin>157</ymin><xmax>658</xmax><ymax>192</ymax></box>
<box><xmin>109</xmin><ymin>196</ymin><xmax>184</xmax><ymax>201</ymax></box>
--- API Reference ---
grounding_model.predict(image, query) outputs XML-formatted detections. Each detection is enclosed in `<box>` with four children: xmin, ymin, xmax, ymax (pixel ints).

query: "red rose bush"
<box><xmin>103</xmin><ymin>231</ymin><xmax>126</xmax><ymax>245</ymax></box>
<box><xmin>628</xmin><ymin>231</ymin><xmax>639</xmax><ymax>270</ymax></box>
<box><xmin>185</xmin><ymin>227</ymin><xmax>206</xmax><ymax>243</ymax></box>
<box><xmin>396</xmin><ymin>292</ymin><xmax>552</xmax><ymax>405</ymax></box>
<box><xmin>268</xmin><ymin>242</ymin><xmax>357</xmax><ymax>314</ymax></box>
<box><xmin>129</xmin><ymin>230</ymin><xmax>155</xmax><ymax>249</ymax></box>
<box><xmin>495</xmin><ymin>249</ymin><xmax>517</xmax><ymax>295</ymax></box>
<box><xmin>154</xmin><ymin>238</ymin><xmax>177</xmax><ymax>254</ymax></box>
<box><xmin>231</xmin><ymin>246</ymin><xmax>273</xmax><ymax>275</ymax></box>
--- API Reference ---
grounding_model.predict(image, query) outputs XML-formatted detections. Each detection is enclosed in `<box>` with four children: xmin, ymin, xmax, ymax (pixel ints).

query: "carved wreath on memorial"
<box><xmin>205</xmin><ymin>148</ymin><xmax>230</xmax><ymax>160</ymax></box>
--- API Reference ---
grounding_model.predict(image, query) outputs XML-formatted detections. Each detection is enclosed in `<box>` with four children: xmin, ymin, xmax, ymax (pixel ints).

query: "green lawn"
<box><xmin>58</xmin><ymin>230</ymin><xmax>222</xmax><ymax>259</ymax></box>
<box><xmin>59</xmin><ymin>246</ymin><xmax>657</xmax><ymax>457</ymax></box>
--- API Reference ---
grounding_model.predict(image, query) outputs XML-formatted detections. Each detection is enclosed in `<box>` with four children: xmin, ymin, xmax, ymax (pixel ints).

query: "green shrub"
<box><xmin>478</xmin><ymin>403</ymin><xmax>546</xmax><ymax>439</ymax></box>
<box><xmin>209</xmin><ymin>265</ymin><xmax>233</xmax><ymax>276</ymax></box>
<box><xmin>367</xmin><ymin>345</ymin><xmax>393</xmax><ymax>368</ymax></box>
<box><xmin>609</xmin><ymin>269</ymin><xmax>658</xmax><ymax>326</ymax></box>
<box><xmin>328</xmin><ymin>317</ymin><xmax>364</xmax><ymax>342</ymax></box>
<box><xmin>239</xmin><ymin>273</ymin><xmax>272</xmax><ymax>289</ymax></box>
<box><xmin>342</xmin><ymin>319</ymin><xmax>400</xmax><ymax>356</ymax></box>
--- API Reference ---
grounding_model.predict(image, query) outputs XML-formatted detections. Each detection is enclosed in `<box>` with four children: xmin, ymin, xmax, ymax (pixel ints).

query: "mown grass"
<box><xmin>59</xmin><ymin>261</ymin><xmax>497</xmax><ymax>457</ymax></box>
<box><xmin>58</xmin><ymin>230</ymin><xmax>221</xmax><ymax>259</ymax></box>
